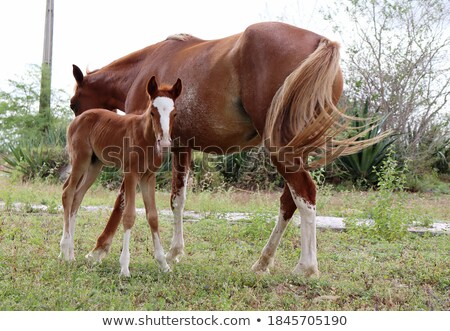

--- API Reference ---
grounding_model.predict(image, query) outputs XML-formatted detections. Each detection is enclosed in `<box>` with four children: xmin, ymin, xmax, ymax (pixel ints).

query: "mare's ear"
<box><xmin>72</xmin><ymin>65</ymin><xmax>84</xmax><ymax>85</ymax></box>
<box><xmin>171</xmin><ymin>78</ymin><xmax>182</xmax><ymax>100</ymax></box>
<box><xmin>147</xmin><ymin>76</ymin><xmax>158</xmax><ymax>99</ymax></box>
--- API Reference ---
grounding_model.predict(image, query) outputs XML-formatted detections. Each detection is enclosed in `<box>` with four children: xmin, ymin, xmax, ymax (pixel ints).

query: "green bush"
<box><xmin>95</xmin><ymin>153</ymin><xmax>173</xmax><ymax>190</ymax></box>
<box><xmin>406</xmin><ymin>171</ymin><xmax>450</xmax><ymax>194</ymax></box>
<box><xmin>405</xmin><ymin>116</ymin><xmax>449</xmax><ymax>176</ymax></box>
<box><xmin>219</xmin><ymin>148</ymin><xmax>283</xmax><ymax>191</ymax></box>
<box><xmin>191</xmin><ymin>152</ymin><xmax>227</xmax><ymax>192</ymax></box>
<box><xmin>344</xmin><ymin>149</ymin><xmax>428</xmax><ymax>241</ymax></box>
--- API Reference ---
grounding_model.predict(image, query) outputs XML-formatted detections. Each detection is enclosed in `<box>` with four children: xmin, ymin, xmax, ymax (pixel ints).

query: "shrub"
<box><xmin>191</xmin><ymin>152</ymin><xmax>227</xmax><ymax>192</ymax></box>
<box><xmin>219</xmin><ymin>148</ymin><xmax>283</xmax><ymax>191</ymax></box>
<box><xmin>369</xmin><ymin>150</ymin><xmax>410</xmax><ymax>240</ymax></box>
<box><xmin>345</xmin><ymin>149</ymin><xmax>423</xmax><ymax>241</ymax></box>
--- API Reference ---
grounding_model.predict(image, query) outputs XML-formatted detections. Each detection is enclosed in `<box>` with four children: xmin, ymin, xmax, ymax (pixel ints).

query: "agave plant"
<box><xmin>1</xmin><ymin>142</ymin><xmax>67</xmax><ymax>182</ymax></box>
<box><xmin>336</xmin><ymin>100</ymin><xmax>395</xmax><ymax>187</ymax></box>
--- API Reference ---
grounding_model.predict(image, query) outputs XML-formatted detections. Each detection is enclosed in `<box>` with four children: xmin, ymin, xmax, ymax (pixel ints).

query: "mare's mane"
<box><xmin>166</xmin><ymin>33</ymin><xmax>194</xmax><ymax>41</ymax></box>
<box><xmin>84</xmin><ymin>34</ymin><xmax>195</xmax><ymax>77</ymax></box>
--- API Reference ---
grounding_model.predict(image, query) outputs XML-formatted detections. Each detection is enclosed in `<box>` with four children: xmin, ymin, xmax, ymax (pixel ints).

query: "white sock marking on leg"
<box><xmin>288</xmin><ymin>184</ymin><xmax>318</xmax><ymax>275</ymax></box>
<box><xmin>120</xmin><ymin>229</ymin><xmax>131</xmax><ymax>276</ymax></box>
<box><xmin>152</xmin><ymin>233</ymin><xmax>170</xmax><ymax>272</ymax></box>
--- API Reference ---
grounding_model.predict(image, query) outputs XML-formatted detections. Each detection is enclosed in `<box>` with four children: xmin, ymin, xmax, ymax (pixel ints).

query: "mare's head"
<box><xmin>146</xmin><ymin>76</ymin><xmax>182</xmax><ymax>151</ymax></box>
<box><xmin>70</xmin><ymin>65</ymin><xmax>118</xmax><ymax>116</ymax></box>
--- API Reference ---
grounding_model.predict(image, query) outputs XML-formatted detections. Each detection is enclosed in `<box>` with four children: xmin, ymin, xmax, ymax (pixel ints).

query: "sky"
<box><xmin>0</xmin><ymin>0</ymin><xmax>337</xmax><ymax>95</ymax></box>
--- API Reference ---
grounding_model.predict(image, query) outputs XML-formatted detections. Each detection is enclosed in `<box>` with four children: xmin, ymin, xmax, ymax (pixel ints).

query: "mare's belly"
<box><xmin>172</xmin><ymin>96</ymin><xmax>261</xmax><ymax>153</ymax></box>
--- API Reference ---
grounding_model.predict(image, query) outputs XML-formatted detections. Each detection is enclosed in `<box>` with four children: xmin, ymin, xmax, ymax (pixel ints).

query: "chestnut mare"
<box><xmin>70</xmin><ymin>22</ymin><xmax>377</xmax><ymax>277</ymax></box>
<box><xmin>61</xmin><ymin>76</ymin><xmax>182</xmax><ymax>276</ymax></box>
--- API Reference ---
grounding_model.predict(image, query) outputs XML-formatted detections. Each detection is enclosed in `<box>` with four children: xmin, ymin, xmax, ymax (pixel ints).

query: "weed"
<box><xmin>3</xmin><ymin>191</ymin><xmax>13</xmax><ymax>211</ymax></box>
<box><xmin>45</xmin><ymin>199</ymin><xmax>59</xmax><ymax>214</ymax></box>
<box><xmin>22</xmin><ymin>201</ymin><xmax>35</xmax><ymax>214</ymax></box>
<box><xmin>345</xmin><ymin>149</ymin><xmax>432</xmax><ymax>241</ymax></box>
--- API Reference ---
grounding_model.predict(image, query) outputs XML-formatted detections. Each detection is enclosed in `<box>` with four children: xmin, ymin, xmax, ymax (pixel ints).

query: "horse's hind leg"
<box><xmin>87</xmin><ymin>180</ymin><xmax>124</xmax><ymax>262</ymax></box>
<box><xmin>254</xmin><ymin>159</ymin><xmax>319</xmax><ymax>277</ymax></box>
<box><xmin>166</xmin><ymin>147</ymin><xmax>191</xmax><ymax>263</ymax></box>
<box><xmin>283</xmin><ymin>165</ymin><xmax>319</xmax><ymax>277</ymax></box>
<box><xmin>140</xmin><ymin>172</ymin><xmax>170</xmax><ymax>272</ymax></box>
<box><xmin>252</xmin><ymin>184</ymin><xmax>297</xmax><ymax>273</ymax></box>
<box><xmin>61</xmin><ymin>174</ymin><xmax>77</xmax><ymax>260</ymax></box>
<box><xmin>72</xmin><ymin>161</ymin><xmax>103</xmax><ymax>212</ymax></box>
<box><xmin>63</xmin><ymin>160</ymin><xmax>103</xmax><ymax>261</ymax></box>
<box><xmin>119</xmin><ymin>173</ymin><xmax>138</xmax><ymax>277</ymax></box>
<box><xmin>60</xmin><ymin>153</ymin><xmax>91</xmax><ymax>260</ymax></box>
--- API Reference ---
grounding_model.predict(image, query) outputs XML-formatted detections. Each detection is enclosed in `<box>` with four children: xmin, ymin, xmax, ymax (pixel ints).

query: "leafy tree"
<box><xmin>0</xmin><ymin>64</ymin><xmax>71</xmax><ymax>150</ymax></box>
<box><xmin>0</xmin><ymin>65</ymin><xmax>72</xmax><ymax>182</ymax></box>
<box><xmin>324</xmin><ymin>0</ymin><xmax>450</xmax><ymax>160</ymax></box>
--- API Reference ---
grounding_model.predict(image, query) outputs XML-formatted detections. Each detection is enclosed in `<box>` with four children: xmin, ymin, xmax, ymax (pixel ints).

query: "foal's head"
<box><xmin>146</xmin><ymin>76</ymin><xmax>182</xmax><ymax>151</ymax></box>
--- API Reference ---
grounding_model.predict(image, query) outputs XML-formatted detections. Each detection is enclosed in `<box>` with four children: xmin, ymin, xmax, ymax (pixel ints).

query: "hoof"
<box><xmin>251</xmin><ymin>255</ymin><xmax>274</xmax><ymax>274</ymax></box>
<box><xmin>59</xmin><ymin>249</ymin><xmax>75</xmax><ymax>261</ymax></box>
<box><xmin>161</xmin><ymin>265</ymin><xmax>171</xmax><ymax>273</ymax></box>
<box><xmin>59</xmin><ymin>252</ymin><xmax>75</xmax><ymax>261</ymax></box>
<box><xmin>165</xmin><ymin>248</ymin><xmax>184</xmax><ymax>264</ymax></box>
<box><xmin>293</xmin><ymin>263</ymin><xmax>320</xmax><ymax>278</ymax></box>
<box><xmin>120</xmin><ymin>269</ymin><xmax>131</xmax><ymax>277</ymax></box>
<box><xmin>85</xmin><ymin>247</ymin><xmax>109</xmax><ymax>263</ymax></box>
<box><xmin>252</xmin><ymin>266</ymin><xmax>271</xmax><ymax>275</ymax></box>
<box><xmin>60</xmin><ymin>239</ymin><xmax>74</xmax><ymax>261</ymax></box>
<box><xmin>251</xmin><ymin>261</ymin><xmax>272</xmax><ymax>275</ymax></box>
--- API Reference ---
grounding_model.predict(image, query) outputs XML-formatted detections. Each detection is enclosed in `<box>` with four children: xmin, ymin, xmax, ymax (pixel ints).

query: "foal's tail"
<box><xmin>264</xmin><ymin>38</ymin><xmax>388</xmax><ymax>170</ymax></box>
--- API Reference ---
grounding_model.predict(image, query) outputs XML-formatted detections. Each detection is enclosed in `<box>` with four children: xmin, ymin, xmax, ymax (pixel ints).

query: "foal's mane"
<box><xmin>158</xmin><ymin>84</ymin><xmax>177</xmax><ymax>93</ymax></box>
<box><xmin>86</xmin><ymin>67</ymin><xmax>99</xmax><ymax>75</ymax></box>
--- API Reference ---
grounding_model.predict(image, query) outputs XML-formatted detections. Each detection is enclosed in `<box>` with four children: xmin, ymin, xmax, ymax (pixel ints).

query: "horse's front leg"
<box><xmin>166</xmin><ymin>147</ymin><xmax>191</xmax><ymax>263</ymax></box>
<box><xmin>140</xmin><ymin>172</ymin><xmax>170</xmax><ymax>272</ymax></box>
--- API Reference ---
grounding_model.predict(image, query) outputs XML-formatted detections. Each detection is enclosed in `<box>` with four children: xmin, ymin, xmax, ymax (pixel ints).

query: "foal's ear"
<box><xmin>171</xmin><ymin>78</ymin><xmax>182</xmax><ymax>100</ymax></box>
<box><xmin>147</xmin><ymin>76</ymin><xmax>158</xmax><ymax>99</ymax></box>
<box><xmin>72</xmin><ymin>65</ymin><xmax>84</xmax><ymax>85</ymax></box>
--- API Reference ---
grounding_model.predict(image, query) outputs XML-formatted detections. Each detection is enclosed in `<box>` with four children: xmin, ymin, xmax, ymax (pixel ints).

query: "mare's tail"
<box><xmin>264</xmin><ymin>38</ymin><xmax>389</xmax><ymax>170</ymax></box>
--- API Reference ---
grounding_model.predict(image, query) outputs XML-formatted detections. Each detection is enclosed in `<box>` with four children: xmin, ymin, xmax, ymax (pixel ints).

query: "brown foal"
<box><xmin>60</xmin><ymin>76</ymin><xmax>182</xmax><ymax>276</ymax></box>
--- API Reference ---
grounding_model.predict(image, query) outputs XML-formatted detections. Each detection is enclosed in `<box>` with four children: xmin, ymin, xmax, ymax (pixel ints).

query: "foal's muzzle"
<box><xmin>158</xmin><ymin>137</ymin><xmax>172</xmax><ymax>150</ymax></box>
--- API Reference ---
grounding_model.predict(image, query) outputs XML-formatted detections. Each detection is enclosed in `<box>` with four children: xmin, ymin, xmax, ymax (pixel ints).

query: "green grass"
<box><xmin>0</xmin><ymin>176</ymin><xmax>449</xmax><ymax>310</ymax></box>
<box><xmin>0</xmin><ymin>207</ymin><xmax>449</xmax><ymax>310</ymax></box>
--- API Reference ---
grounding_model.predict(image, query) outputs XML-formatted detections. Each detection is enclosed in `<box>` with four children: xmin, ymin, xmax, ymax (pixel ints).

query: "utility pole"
<box><xmin>39</xmin><ymin>0</ymin><xmax>54</xmax><ymax>133</ymax></box>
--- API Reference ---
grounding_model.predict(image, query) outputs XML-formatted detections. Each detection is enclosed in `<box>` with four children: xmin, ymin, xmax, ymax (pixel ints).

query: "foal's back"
<box><xmin>67</xmin><ymin>109</ymin><xmax>154</xmax><ymax>171</ymax></box>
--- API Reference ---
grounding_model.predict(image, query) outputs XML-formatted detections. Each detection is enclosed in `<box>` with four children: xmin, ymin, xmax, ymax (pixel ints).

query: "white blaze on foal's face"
<box><xmin>152</xmin><ymin>96</ymin><xmax>175</xmax><ymax>149</ymax></box>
